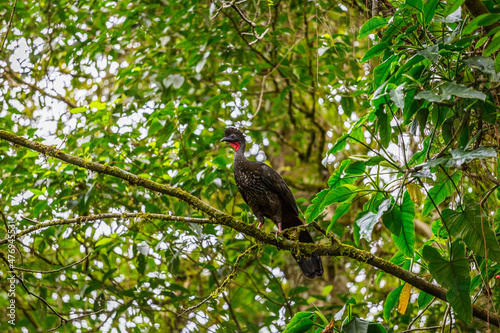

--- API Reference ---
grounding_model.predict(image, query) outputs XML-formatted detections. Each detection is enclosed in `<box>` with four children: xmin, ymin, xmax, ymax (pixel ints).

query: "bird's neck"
<box><xmin>233</xmin><ymin>142</ymin><xmax>247</xmax><ymax>164</ymax></box>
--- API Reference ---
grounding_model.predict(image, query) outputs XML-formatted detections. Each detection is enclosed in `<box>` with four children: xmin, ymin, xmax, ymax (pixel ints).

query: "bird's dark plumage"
<box><xmin>221</xmin><ymin>127</ymin><xmax>323</xmax><ymax>279</ymax></box>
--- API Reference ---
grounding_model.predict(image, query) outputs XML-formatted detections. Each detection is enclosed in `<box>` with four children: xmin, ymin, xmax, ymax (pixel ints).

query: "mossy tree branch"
<box><xmin>1</xmin><ymin>129</ymin><xmax>499</xmax><ymax>327</ymax></box>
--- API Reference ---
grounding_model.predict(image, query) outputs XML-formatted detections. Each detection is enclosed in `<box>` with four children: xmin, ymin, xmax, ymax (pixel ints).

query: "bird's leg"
<box><xmin>276</xmin><ymin>222</ymin><xmax>282</xmax><ymax>237</ymax></box>
<box><xmin>256</xmin><ymin>213</ymin><xmax>265</xmax><ymax>229</ymax></box>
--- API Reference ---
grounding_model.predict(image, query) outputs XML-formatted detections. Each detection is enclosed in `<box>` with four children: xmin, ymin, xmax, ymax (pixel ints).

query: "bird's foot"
<box><xmin>275</xmin><ymin>223</ymin><xmax>282</xmax><ymax>237</ymax></box>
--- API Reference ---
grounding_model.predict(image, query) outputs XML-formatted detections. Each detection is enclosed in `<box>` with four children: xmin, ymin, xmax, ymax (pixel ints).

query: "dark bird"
<box><xmin>221</xmin><ymin>127</ymin><xmax>323</xmax><ymax>279</ymax></box>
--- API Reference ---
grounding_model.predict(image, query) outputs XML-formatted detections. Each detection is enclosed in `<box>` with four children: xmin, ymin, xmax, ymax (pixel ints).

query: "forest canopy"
<box><xmin>1</xmin><ymin>0</ymin><xmax>500</xmax><ymax>332</ymax></box>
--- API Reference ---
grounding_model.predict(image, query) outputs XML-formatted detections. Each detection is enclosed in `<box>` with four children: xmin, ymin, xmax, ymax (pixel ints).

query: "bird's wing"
<box><xmin>236</xmin><ymin>182</ymin><xmax>251</xmax><ymax>206</ymax></box>
<box><xmin>259</xmin><ymin>163</ymin><xmax>299</xmax><ymax>215</ymax></box>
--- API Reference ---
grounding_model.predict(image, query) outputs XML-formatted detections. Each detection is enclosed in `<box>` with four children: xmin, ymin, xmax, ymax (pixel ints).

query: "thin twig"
<box><xmin>249</xmin><ymin>37</ymin><xmax>302</xmax><ymax>121</ymax></box>
<box><xmin>399</xmin><ymin>326</ymin><xmax>442</xmax><ymax>333</ymax></box>
<box><xmin>0</xmin><ymin>0</ymin><xmax>18</xmax><ymax>54</ymax></box>
<box><xmin>12</xmin><ymin>252</ymin><xmax>91</xmax><ymax>274</ymax></box>
<box><xmin>0</xmin><ymin>212</ymin><xmax>211</xmax><ymax>245</ymax></box>
<box><xmin>407</xmin><ymin>297</ymin><xmax>436</xmax><ymax>330</ymax></box>
<box><xmin>177</xmin><ymin>244</ymin><xmax>259</xmax><ymax>316</ymax></box>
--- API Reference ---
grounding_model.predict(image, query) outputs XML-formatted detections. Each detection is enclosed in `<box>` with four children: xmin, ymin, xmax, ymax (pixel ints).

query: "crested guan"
<box><xmin>221</xmin><ymin>127</ymin><xmax>323</xmax><ymax>279</ymax></box>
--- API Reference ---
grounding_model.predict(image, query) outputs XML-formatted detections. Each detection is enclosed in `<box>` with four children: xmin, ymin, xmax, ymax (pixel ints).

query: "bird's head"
<box><xmin>221</xmin><ymin>127</ymin><xmax>246</xmax><ymax>152</ymax></box>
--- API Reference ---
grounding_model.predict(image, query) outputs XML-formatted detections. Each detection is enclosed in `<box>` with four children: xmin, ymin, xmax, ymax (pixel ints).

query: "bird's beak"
<box><xmin>221</xmin><ymin>137</ymin><xmax>231</xmax><ymax>142</ymax></box>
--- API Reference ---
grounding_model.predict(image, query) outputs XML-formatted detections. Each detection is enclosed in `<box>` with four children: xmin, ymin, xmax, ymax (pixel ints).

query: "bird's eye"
<box><xmin>231</xmin><ymin>134</ymin><xmax>236</xmax><ymax>138</ymax></box>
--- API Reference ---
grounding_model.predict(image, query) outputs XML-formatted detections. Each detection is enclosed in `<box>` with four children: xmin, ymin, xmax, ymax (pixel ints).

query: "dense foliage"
<box><xmin>1</xmin><ymin>0</ymin><xmax>500</xmax><ymax>332</ymax></box>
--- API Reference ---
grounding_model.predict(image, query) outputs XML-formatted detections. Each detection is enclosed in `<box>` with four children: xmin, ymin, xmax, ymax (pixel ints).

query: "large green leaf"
<box><xmin>463</xmin><ymin>56</ymin><xmax>498</xmax><ymax>80</ymax></box>
<box><xmin>442</xmin><ymin>204</ymin><xmax>500</xmax><ymax>262</ymax></box>
<box><xmin>305</xmin><ymin>185</ymin><xmax>356</xmax><ymax>222</ymax></box>
<box><xmin>416</xmin><ymin>82</ymin><xmax>487</xmax><ymax>102</ymax></box>
<box><xmin>422</xmin><ymin>171</ymin><xmax>462</xmax><ymax>216</ymax></box>
<box><xmin>307</xmin><ymin>160</ymin><xmax>357</xmax><ymax>222</ymax></box>
<box><xmin>342</xmin><ymin>317</ymin><xmax>369</xmax><ymax>333</ymax></box>
<box><xmin>383</xmin><ymin>285</ymin><xmax>403</xmax><ymax>322</ymax></box>
<box><xmin>374</xmin><ymin>56</ymin><xmax>395</xmax><ymax>88</ymax></box>
<box><xmin>463</xmin><ymin>13</ymin><xmax>500</xmax><ymax>34</ymax></box>
<box><xmin>382</xmin><ymin>203</ymin><xmax>402</xmax><ymax>236</ymax></box>
<box><xmin>362</xmin><ymin>42</ymin><xmax>389</xmax><ymax>62</ymax></box>
<box><xmin>484</xmin><ymin>34</ymin><xmax>500</xmax><ymax>57</ymax></box>
<box><xmin>345</xmin><ymin>161</ymin><xmax>366</xmax><ymax>175</ymax></box>
<box><xmin>357</xmin><ymin>198</ymin><xmax>392</xmax><ymax>242</ymax></box>
<box><xmin>283</xmin><ymin>312</ymin><xmax>314</xmax><ymax>333</ymax></box>
<box><xmin>328</xmin><ymin>159</ymin><xmax>354</xmax><ymax>187</ymax></box>
<box><xmin>377</xmin><ymin>110</ymin><xmax>392</xmax><ymax>149</ymax></box>
<box><xmin>327</xmin><ymin>202</ymin><xmax>351</xmax><ymax>234</ymax></box>
<box><xmin>422</xmin><ymin>241</ymin><xmax>472</xmax><ymax>323</ymax></box>
<box><xmin>405</xmin><ymin>0</ymin><xmax>423</xmax><ymax>12</ymax></box>
<box><xmin>417</xmin><ymin>291</ymin><xmax>433</xmax><ymax>309</ymax></box>
<box><xmin>423</xmin><ymin>0</ymin><xmax>439</xmax><ymax>25</ymax></box>
<box><xmin>392</xmin><ymin>191</ymin><xmax>415</xmax><ymax>257</ymax></box>
<box><xmin>426</xmin><ymin>147</ymin><xmax>497</xmax><ymax>168</ymax></box>
<box><xmin>358</xmin><ymin>16</ymin><xmax>390</xmax><ymax>39</ymax></box>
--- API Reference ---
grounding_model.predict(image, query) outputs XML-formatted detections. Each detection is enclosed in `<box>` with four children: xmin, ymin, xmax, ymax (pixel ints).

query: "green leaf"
<box><xmin>342</xmin><ymin>317</ymin><xmax>369</xmax><ymax>333</ymax></box>
<box><xmin>327</xmin><ymin>202</ymin><xmax>351</xmax><ymax>234</ymax></box>
<box><xmin>283</xmin><ymin>312</ymin><xmax>314</xmax><ymax>333</ymax></box>
<box><xmin>358</xmin><ymin>16</ymin><xmax>389</xmax><ymax>39</ymax></box>
<box><xmin>328</xmin><ymin>159</ymin><xmax>353</xmax><ymax>187</ymax></box>
<box><xmin>422</xmin><ymin>241</ymin><xmax>472</xmax><ymax>323</ymax></box>
<box><xmin>463</xmin><ymin>56</ymin><xmax>497</xmax><ymax>79</ymax></box>
<box><xmin>362</xmin><ymin>42</ymin><xmax>389</xmax><ymax>62</ymax></box>
<box><xmin>377</xmin><ymin>110</ymin><xmax>391</xmax><ymax>149</ymax></box>
<box><xmin>463</xmin><ymin>14</ymin><xmax>500</xmax><ymax>35</ymax></box>
<box><xmin>422</xmin><ymin>171</ymin><xmax>462</xmax><ymax>216</ymax></box>
<box><xmin>417</xmin><ymin>291</ymin><xmax>433</xmax><ymax>310</ymax></box>
<box><xmin>368</xmin><ymin>322</ymin><xmax>388</xmax><ymax>333</ymax></box>
<box><xmin>382</xmin><ymin>203</ymin><xmax>402</xmax><ymax>236</ymax></box>
<box><xmin>345</xmin><ymin>161</ymin><xmax>366</xmax><ymax>175</ymax></box>
<box><xmin>306</xmin><ymin>185</ymin><xmax>356</xmax><ymax>222</ymax></box>
<box><xmin>373</xmin><ymin>55</ymin><xmax>394</xmax><ymax>87</ymax></box>
<box><xmin>341</xmin><ymin>96</ymin><xmax>355</xmax><ymax>117</ymax></box>
<box><xmin>443</xmin><ymin>0</ymin><xmax>465</xmax><ymax>16</ymax></box>
<box><xmin>137</xmin><ymin>253</ymin><xmax>146</xmax><ymax>275</ymax></box>
<box><xmin>423</xmin><ymin>0</ymin><xmax>439</xmax><ymax>25</ymax></box>
<box><xmin>328</xmin><ymin>133</ymin><xmax>348</xmax><ymax>155</ymax></box>
<box><xmin>405</xmin><ymin>0</ymin><xmax>423</xmax><ymax>11</ymax></box>
<box><xmin>442</xmin><ymin>203</ymin><xmax>500</xmax><ymax>261</ymax></box>
<box><xmin>432</xmin><ymin>219</ymin><xmax>449</xmax><ymax>238</ymax></box>
<box><xmin>149</xmin><ymin>119</ymin><xmax>163</xmax><ymax>136</ymax></box>
<box><xmin>441</xmin><ymin>82</ymin><xmax>487</xmax><ymax>101</ymax></box>
<box><xmin>95</xmin><ymin>238</ymin><xmax>114</xmax><ymax>247</ymax></box>
<box><xmin>415</xmin><ymin>90</ymin><xmax>441</xmax><ymax>102</ymax></box>
<box><xmin>323</xmin><ymin>185</ymin><xmax>357</xmax><ymax>205</ymax></box>
<box><xmin>416</xmin><ymin>82</ymin><xmax>486</xmax><ymax>103</ymax></box>
<box><xmin>389</xmin><ymin>83</ymin><xmax>405</xmax><ymax>109</ymax></box>
<box><xmin>484</xmin><ymin>35</ymin><xmax>500</xmax><ymax>57</ymax></box>
<box><xmin>356</xmin><ymin>198</ymin><xmax>392</xmax><ymax>242</ymax></box>
<box><xmin>392</xmin><ymin>191</ymin><xmax>415</xmax><ymax>257</ymax></box>
<box><xmin>69</xmin><ymin>107</ymin><xmax>87</xmax><ymax>114</ymax></box>
<box><xmin>426</xmin><ymin>147</ymin><xmax>497</xmax><ymax>168</ymax></box>
<box><xmin>383</xmin><ymin>285</ymin><xmax>403</xmax><ymax>322</ymax></box>
<box><xmin>89</xmin><ymin>100</ymin><xmax>106</xmax><ymax>110</ymax></box>
<box><xmin>416</xmin><ymin>44</ymin><xmax>439</xmax><ymax>62</ymax></box>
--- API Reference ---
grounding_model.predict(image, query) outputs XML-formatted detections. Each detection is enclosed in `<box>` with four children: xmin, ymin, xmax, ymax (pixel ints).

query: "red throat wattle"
<box><xmin>230</xmin><ymin>142</ymin><xmax>241</xmax><ymax>151</ymax></box>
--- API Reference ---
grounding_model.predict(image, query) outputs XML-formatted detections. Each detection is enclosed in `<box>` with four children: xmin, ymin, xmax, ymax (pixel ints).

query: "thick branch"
<box><xmin>1</xmin><ymin>130</ymin><xmax>499</xmax><ymax>327</ymax></box>
<box><xmin>0</xmin><ymin>130</ymin><xmax>230</xmax><ymax>222</ymax></box>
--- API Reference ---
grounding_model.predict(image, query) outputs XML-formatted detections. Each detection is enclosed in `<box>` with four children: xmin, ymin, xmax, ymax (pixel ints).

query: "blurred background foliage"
<box><xmin>0</xmin><ymin>0</ymin><xmax>500</xmax><ymax>332</ymax></box>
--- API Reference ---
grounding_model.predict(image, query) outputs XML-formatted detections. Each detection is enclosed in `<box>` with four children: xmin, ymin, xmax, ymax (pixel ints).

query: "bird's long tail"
<box><xmin>284</xmin><ymin>215</ymin><xmax>323</xmax><ymax>279</ymax></box>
